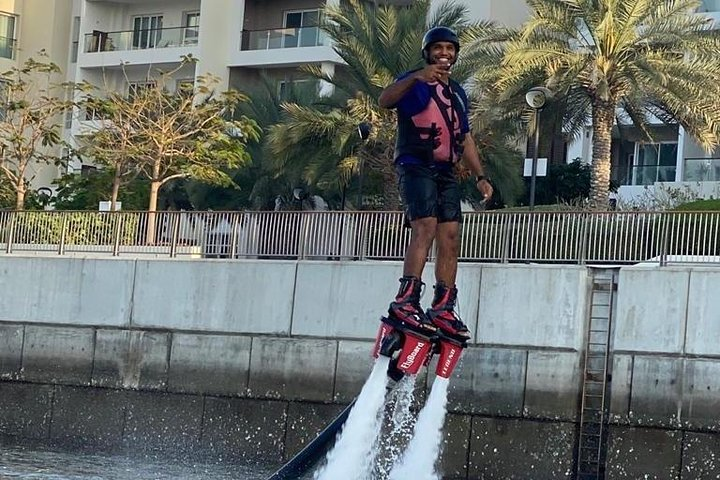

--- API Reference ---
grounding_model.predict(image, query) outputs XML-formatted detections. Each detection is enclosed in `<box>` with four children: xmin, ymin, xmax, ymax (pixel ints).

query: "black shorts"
<box><xmin>396</xmin><ymin>163</ymin><xmax>461</xmax><ymax>224</ymax></box>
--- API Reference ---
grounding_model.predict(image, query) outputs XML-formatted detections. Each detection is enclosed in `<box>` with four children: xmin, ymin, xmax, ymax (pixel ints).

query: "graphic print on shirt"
<box><xmin>410</xmin><ymin>82</ymin><xmax>461</xmax><ymax>163</ymax></box>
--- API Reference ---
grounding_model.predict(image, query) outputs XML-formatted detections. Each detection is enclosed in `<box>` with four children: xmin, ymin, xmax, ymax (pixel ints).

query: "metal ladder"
<box><xmin>576</xmin><ymin>269</ymin><xmax>617</xmax><ymax>479</ymax></box>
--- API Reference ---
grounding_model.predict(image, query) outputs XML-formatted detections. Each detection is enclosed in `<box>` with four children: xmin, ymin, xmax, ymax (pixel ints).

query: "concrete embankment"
<box><xmin>0</xmin><ymin>256</ymin><xmax>718</xmax><ymax>478</ymax></box>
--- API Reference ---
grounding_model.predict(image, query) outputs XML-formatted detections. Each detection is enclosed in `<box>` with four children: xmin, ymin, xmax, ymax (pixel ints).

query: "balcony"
<box><xmin>241</xmin><ymin>26</ymin><xmax>327</xmax><ymax>51</ymax></box>
<box><xmin>628</xmin><ymin>164</ymin><xmax>677</xmax><ymax>186</ymax></box>
<box><xmin>683</xmin><ymin>157</ymin><xmax>720</xmax><ymax>182</ymax></box>
<box><xmin>0</xmin><ymin>36</ymin><xmax>16</xmax><ymax>60</ymax></box>
<box><xmin>85</xmin><ymin>26</ymin><xmax>198</xmax><ymax>53</ymax></box>
<box><xmin>232</xmin><ymin>25</ymin><xmax>340</xmax><ymax>68</ymax></box>
<box><xmin>79</xmin><ymin>26</ymin><xmax>199</xmax><ymax>68</ymax></box>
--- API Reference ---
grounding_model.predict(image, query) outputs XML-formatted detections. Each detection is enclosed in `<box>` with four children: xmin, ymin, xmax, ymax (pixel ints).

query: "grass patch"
<box><xmin>674</xmin><ymin>199</ymin><xmax>720</xmax><ymax>211</ymax></box>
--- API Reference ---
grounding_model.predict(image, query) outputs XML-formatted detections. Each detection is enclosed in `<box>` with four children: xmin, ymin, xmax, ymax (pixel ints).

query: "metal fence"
<box><xmin>0</xmin><ymin>210</ymin><xmax>718</xmax><ymax>265</ymax></box>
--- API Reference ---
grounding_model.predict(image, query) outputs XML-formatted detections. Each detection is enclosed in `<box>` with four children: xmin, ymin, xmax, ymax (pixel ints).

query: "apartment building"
<box><xmin>0</xmin><ymin>0</ymin><xmax>73</xmax><ymax>192</ymax></box>
<box><xmin>4</xmin><ymin>0</ymin><xmax>719</xmax><ymax>203</ymax></box>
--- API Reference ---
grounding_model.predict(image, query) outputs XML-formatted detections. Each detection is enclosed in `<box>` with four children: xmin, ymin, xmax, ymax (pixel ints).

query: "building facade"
<box><xmin>565</xmin><ymin>1</ymin><xmax>720</xmax><ymax>204</ymax></box>
<box><xmin>0</xmin><ymin>0</ymin><xmax>73</xmax><ymax>193</ymax></box>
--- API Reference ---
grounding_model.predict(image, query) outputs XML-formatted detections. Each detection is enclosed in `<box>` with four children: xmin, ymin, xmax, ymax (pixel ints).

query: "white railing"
<box><xmin>0</xmin><ymin>210</ymin><xmax>718</xmax><ymax>265</ymax></box>
<box><xmin>84</xmin><ymin>26</ymin><xmax>198</xmax><ymax>53</ymax></box>
<box><xmin>241</xmin><ymin>26</ymin><xmax>327</xmax><ymax>51</ymax></box>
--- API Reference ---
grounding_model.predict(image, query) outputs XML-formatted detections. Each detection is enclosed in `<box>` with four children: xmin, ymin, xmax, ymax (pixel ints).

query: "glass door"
<box><xmin>0</xmin><ymin>14</ymin><xmax>16</xmax><ymax>59</ymax></box>
<box><xmin>633</xmin><ymin>143</ymin><xmax>678</xmax><ymax>185</ymax></box>
<box><xmin>183</xmin><ymin>12</ymin><xmax>200</xmax><ymax>45</ymax></box>
<box><xmin>133</xmin><ymin>15</ymin><xmax>163</xmax><ymax>49</ymax></box>
<box><xmin>283</xmin><ymin>10</ymin><xmax>320</xmax><ymax>48</ymax></box>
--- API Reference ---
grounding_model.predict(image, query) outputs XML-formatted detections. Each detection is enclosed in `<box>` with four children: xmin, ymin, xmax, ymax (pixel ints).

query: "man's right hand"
<box><xmin>379</xmin><ymin>63</ymin><xmax>450</xmax><ymax>108</ymax></box>
<box><xmin>413</xmin><ymin>63</ymin><xmax>451</xmax><ymax>83</ymax></box>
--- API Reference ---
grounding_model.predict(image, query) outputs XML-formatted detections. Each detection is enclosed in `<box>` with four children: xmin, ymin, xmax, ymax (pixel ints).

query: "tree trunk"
<box><xmin>110</xmin><ymin>167</ymin><xmax>122</xmax><ymax>211</ymax></box>
<box><xmin>589</xmin><ymin>100</ymin><xmax>614</xmax><ymax>209</ymax></box>
<box><xmin>15</xmin><ymin>185</ymin><xmax>25</xmax><ymax>211</ymax></box>
<box><xmin>146</xmin><ymin>180</ymin><xmax>161</xmax><ymax>244</ymax></box>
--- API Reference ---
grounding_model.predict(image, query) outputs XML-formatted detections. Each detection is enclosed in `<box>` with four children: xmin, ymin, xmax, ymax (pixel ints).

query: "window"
<box><xmin>128</xmin><ymin>81</ymin><xmax>156</xmax><ymax>100</ymax></box>
<box><xmin>0</xmin><ymin>13</ymin><xmax>16</xmax><ymax>59</ymax></box>
<box><xmin>183</xmin><ymin>12</ymin><xmax>200</xmax><ymax>45</ymax></box>
<box><xmin>59</xmin><ymin>148</ymin><xmax>71</xmax><ymax>175</ymax></box>
<box><xmin>283</xmin><ymin>10</ymin><xmax>320</xmax><ymax>48</ymax></box>
<box><xmin>64</xmin><ymin>87</ymin><xmax>74</xmax><ymax>128</ymax></box>
<box><xmin>632</xmin><ymin>143</ymin><xmax>678</xmax><ymax>186</ymax></box>
<box><xmin>132</xmin><ymin>15</ymin><xmax>163</xmax><ymax>49</ymax></box>
<box><xmin>81</xmin><ymin>165</ymin><xmax>98</xmax><ymax>177</ymax></box>
<box><xmin>71</xmin><ymin>16</ymin><xmax>80</xmax><ymax>63</ymax></box>
<box><xmin>277</xmin><ymin>79</ymin><xmax>316</xmax><ymax>101</ymax></box>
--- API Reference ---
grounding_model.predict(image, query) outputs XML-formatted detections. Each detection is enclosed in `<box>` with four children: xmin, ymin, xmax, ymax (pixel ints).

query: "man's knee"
<box><xmin>436</xmin><ymin>223</ymin><xmax>459</xmax><ymax>249</ymax></box>
<box><xmin>411</xmin><ymin>217</ymin><xmax>437</xmax><ymax>245</ymax></box>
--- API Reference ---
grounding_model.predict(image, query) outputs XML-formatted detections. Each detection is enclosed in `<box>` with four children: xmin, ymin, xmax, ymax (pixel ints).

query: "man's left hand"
<box><xmin>476</xmin><ymin>178</ymin><xmax>493</xmax><ymax>202</ymax></box>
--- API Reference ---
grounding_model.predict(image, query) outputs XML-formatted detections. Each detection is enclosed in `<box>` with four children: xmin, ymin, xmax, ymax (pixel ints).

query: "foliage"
<box><xmin>51</xmin><ymin>169</ymin><xmax>150</xmax><ymax>211</ymax></box>
<box><xmin>524</xmin><ymin>159</ymin><xmax>592</xmax><ymax>206</ymax></box>
<box><xmin>496</xmin><ymin>0</ymin><xmax>720</xmax><ymax>207</ymax></box>
<box><xmin>177</xmin><ymin>76</ymin><xmax>328</xmax><ymax>211</ymax></box>
<box><xmin>674</xmin><ymin>199</ymin><xmax>720</xmax><ymax>211</ymax></box>
<box><xmin>0</xmin><ymin>176</ymin><xmax>14</xmax><ymax>209</ymax></box>
<box><xmin>616</xmin><ymin>183</ymin><xmax>706</xmax><ymax>211</ymax></box>
<box><xmin>78</xmin><ymin>56</ymin><xmax>261</xmax><ymax>213</ymax></box>
<box><xmin>266</xmin><ymin>0</ymin><xmax>525</xmax><ymax>209</ymax></box>
<box><xmin>0</xmin><ymin>52</ymin><xmax>74</xmax><ymax>210</ymax></box>
<box><xmin>240</xmin><ymin>77</ymin><xmax>328</xmax><ymax>210</ymax></box>
<box><xmin>2</xmin><ymin>211</ymin><xmax>138</xmax><ymax>245</ymax></box>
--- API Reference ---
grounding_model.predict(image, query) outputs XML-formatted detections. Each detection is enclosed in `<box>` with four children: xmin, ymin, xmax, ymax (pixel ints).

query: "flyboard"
<box><xmin>266</xmin><ymin>313</ymin><xmax>467</xmax><ymax>479</ymax></box>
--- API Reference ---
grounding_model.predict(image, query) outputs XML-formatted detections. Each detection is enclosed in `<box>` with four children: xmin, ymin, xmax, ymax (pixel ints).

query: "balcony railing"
<box><xmin>683</xmin><ymin>157</ymin><xmax>720</xmax><ymax>182</ymax></box>
<box><xmin>241</xmin><ymin>26</ymin><xmax>327</xmax><ymax>51</ymax></box>
<box><xmin>84</xmin><ymin>26</ymin><xmax>199</xmax><ymax>53</ymax></box>
<box><xmin>629</xmin><ymin>164</ymin><xmax>677</xmax><ymax>186</ymax></box>
<box><xmin>0</xmin><ymin>36</ymin><xmax>17</xmax><ymax>60</ymax></box>
<box><xmin>0</xmin><ymin>210</ymin><xmax>718</xmax><ymax>265</ymax></box>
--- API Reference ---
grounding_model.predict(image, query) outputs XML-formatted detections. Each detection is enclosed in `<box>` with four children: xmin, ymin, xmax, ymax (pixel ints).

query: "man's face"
<box><xmin>428</xmin><ymin>41</ymin><xmax>457</xmax><ymax>67</ymax></box>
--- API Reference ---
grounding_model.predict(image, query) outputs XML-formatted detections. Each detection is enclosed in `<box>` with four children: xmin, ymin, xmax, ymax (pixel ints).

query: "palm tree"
<box><xmin>243</xmin><ymin>77</ymin><xmax>335</xmax><ymax>209</ymax></box>
<box><xmin>267</xmin><ymin>0</ymin><xmax>525</xmax><ymax>209</ymax></box>
<box><xmin>497</xmin><ymin>0</ymin><xmax>720</xmax><ymax>207</ymax></box>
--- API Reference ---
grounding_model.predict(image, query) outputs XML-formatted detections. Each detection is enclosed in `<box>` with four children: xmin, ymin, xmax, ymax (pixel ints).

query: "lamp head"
<box><xmin>525</xmin><ymin>86</ymin><xmax>552</xmax><ymax>109</ymax></box>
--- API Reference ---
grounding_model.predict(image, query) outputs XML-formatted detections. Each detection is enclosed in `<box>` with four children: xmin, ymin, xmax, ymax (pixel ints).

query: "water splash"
<box><xmin>388</xmin><ymin>377</ymin><xmax>450</xmax><ymax>480</ymax></box>
<box><xmin>372</xmin><ymin>376</ymin><xmax>417</xmax><ymax>479</ymax></box>
<box><xmin>314</xmin><ymin>357</ymin><xmax>390</xmax><ymax>480</ymax></box>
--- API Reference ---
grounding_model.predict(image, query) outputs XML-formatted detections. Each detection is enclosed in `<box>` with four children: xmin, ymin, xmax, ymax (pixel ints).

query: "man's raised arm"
<box><xmin>378</xmin><ymin>64</ymin><xmax>448</xmax><ymax>109</ymax></box>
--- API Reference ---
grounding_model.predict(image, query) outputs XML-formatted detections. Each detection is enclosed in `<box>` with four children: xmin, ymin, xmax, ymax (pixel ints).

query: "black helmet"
<box><xmin>421</xmin><ymin>26</ymin><xmax>460</xmax><ymax>63</ymax></box>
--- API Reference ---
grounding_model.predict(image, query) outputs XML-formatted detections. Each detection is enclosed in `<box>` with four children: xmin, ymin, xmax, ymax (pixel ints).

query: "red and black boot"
<box><xmin>388</xmin><ymin>276</ymin><xmax>436</xmax><ymax>333</ymax></box>
<box><xmin>427</xmin><ymin>282</ymin><xmax>471</xmax><ymax>340</ymax></box>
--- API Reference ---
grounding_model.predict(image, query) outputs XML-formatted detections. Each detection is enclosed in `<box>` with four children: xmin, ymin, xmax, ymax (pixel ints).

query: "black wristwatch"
<box><xmin>475</xmin><ymin>175</ymin><xmax>487</xmax><ymax>183</ymax></box>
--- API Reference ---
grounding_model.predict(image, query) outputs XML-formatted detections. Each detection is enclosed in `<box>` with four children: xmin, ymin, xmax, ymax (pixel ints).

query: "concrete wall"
<box><xmin>0</xmin><ymin>256</ymin><xmax>719</xmax><ymax>478</ymax></box>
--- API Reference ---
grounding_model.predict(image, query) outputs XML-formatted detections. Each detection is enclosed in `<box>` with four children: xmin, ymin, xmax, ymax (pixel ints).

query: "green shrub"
<box><xmin>674</xmin><ymin>199</ymin><xmax>720</xmax><ymax>211</ymax></box>
<box><xmin>2</xmin><ymin>212</ymin><xmax>139</xmax><ymax>245</ymax></box>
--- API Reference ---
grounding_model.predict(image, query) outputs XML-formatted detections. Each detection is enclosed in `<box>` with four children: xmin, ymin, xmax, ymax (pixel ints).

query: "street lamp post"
<box><xmin>355</xmin><ymin>122</ymin><xmax>371</xmax><ymax>210</ymax></box>
<box><xmin>525</xmin><ymin>87</ymin><xmax>551</xmax><ymax>210</ymax></box>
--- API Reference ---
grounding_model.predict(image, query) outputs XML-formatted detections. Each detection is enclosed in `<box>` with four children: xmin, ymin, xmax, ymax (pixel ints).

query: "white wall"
<box><xmin>196</xmin><ymin>0</ymin><xmax>245</xmax><ymax>88</ymax></box>
<box><xmin>431</xmin><ymin>0</ymin><xmax>529</xmax><ymax>27</ymax></box>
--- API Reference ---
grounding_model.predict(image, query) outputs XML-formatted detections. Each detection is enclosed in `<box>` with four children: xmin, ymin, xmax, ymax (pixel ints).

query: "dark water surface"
<box><xmin>0</xmin><ymin>445</ymin><xmax>273</xmax><ymax>479</ymax></box>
